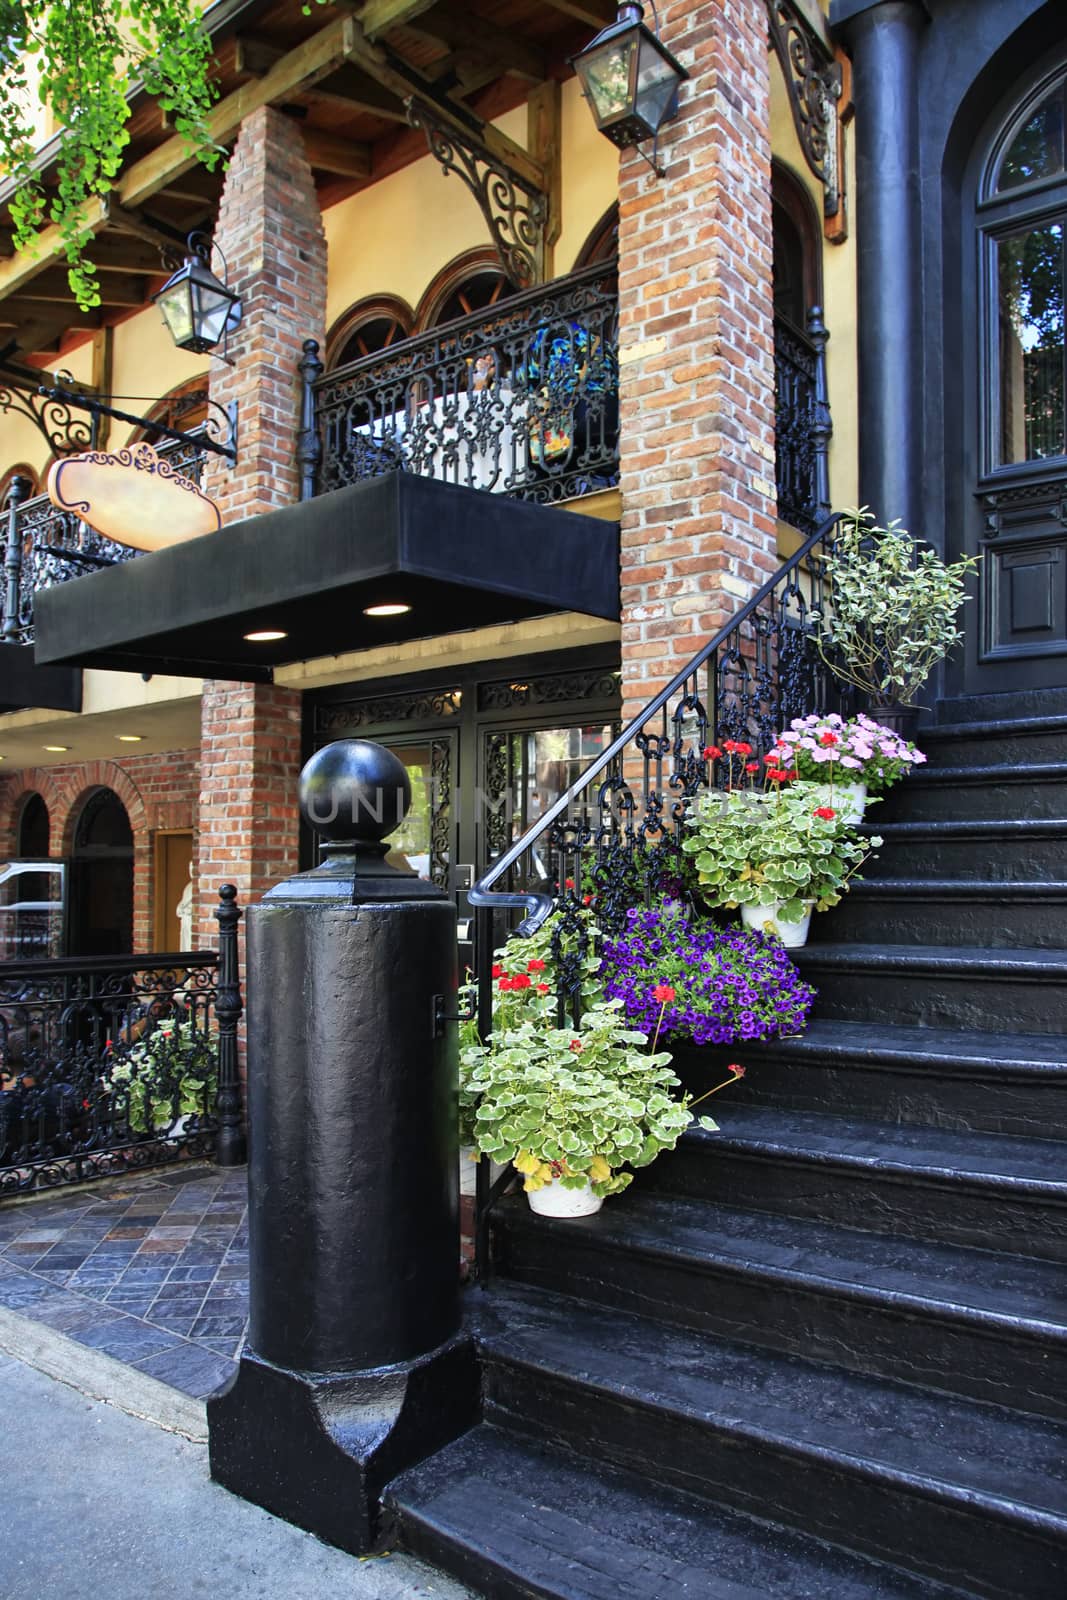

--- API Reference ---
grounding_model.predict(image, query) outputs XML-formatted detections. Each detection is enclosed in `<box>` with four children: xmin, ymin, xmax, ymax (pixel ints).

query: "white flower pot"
<box><xmin>741</xmin><ymin>900</ymin><xmax>813</xmax><ymax>948</ymax></box>
<box><xmin>798</xmin><ymin>780</ymin><xmax>867</xmax><ymax>824</ymax></box>
<box><xmin>526</xmin><ymin>1178</ymin><xmax>603</xmax><ymax>1218</ymax></box>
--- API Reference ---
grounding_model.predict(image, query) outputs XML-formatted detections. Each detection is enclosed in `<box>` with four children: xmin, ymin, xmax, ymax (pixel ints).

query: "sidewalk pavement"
<box><xmin>0</xmin><ymin>1326</ymin><xmax>473</xmax><ymax>1600</ymax></box>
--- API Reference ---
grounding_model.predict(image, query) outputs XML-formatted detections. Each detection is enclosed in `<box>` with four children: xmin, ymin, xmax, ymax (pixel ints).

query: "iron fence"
<box><xmin>0</xmin><ymin>885</ymin><xmax>244</xmax><ymax>1195</ymax></box>
<box><xmin>303</xmin><ymin>260</ymin><xmax>620</xmax><ymax>506</ymax></box>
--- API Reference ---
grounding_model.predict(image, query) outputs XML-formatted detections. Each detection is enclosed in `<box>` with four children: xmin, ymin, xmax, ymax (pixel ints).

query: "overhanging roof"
<box><xmin>0</xmin><ymin>645</ymin><xmax>82</xmax><ymax>715</ymax></box>
<box><xmin>33</xmin><ymin>473</ymin><xmax>620</xmax><ymax>681</ymax></box>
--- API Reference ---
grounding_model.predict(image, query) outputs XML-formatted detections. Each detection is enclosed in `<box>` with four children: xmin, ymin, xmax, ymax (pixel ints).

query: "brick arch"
<box><xmin>0</xmin><ymin>769</ymin><xmax>65</xmax><ymax>860</ymax></box>
<box><xmin>59</xmin><ymin>767</ymin><xmax>152</xmax><ymax>951</ymax></box>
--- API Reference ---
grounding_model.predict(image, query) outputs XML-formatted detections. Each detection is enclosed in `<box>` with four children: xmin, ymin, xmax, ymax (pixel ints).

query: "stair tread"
<box><xmin>499</xmin><ymin>1190</ymin><xmax>1067</xmax><ymax>1334</ymax></box>
<box><xmin>899</xmin><ymin>762</ymin><xmax>1067</xmax><ymax>783</ymax></box>
<box><xmin>868</xmin><ymin>818</ymin><xmax>1067</xmax><ymax>836</ymax></box>
<box><xmin>704</xmin><ymin>1017</ymin><xmax>1067</xmax><ymax>1071</ymax></box>
<box><xmin>849</xmin><ymin>878</ymin><xmax>1067</xmax><ymax>897</ymax></box>
<box><xmin>925</xmin><ymin>713</ymin><xmax>1067</xmax><ymax>740</ymax></box>
<box><xmin>471</xmin><ymin>1283</ymin><xmax>1067</xmax><ymax>1524</ymax></box>
<box><xmin>794</xmin><ymin>943</ymin><xmax>1067</xmax><ymax>973</ymax></box>
<box><xmin>704</xmin><ymin>1103</ymin><xmax>1067</xmax><ymax>1188</ymax></box>
<box><xmin>388</xmin><ymin>1423</ymin><xmax>969</xmax><ymax>1599</ymax></box>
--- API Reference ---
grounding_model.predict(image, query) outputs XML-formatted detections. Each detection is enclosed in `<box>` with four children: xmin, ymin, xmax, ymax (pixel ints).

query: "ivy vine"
<box><xmin>0</xmin><ymin>0</ymin><xmax>221</xmax><ymax>310</ymax></box>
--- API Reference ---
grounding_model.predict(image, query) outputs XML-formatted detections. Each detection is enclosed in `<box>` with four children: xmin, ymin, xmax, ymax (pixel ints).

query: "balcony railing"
<box><xmin>774</xmin><ymin>307</ymin><xmax>832</xmax><ymax>535</ymax></box>
<box><xmin>302</xmin><ymin>260</ymin><xmax>620</xmax><ymax>506</ymax></box>
<box><xmin>1</xmin><ymin>435</ymin><xmax>208</xmax><ymax>648</ymax></box>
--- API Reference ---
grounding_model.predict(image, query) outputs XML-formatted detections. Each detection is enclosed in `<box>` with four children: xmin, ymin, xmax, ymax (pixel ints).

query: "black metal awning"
<box><xmin>0</xmin><ymin>644</ymin><xmax>82</xmax><ymax>714</ymax></box>
<box><xmin>33</xmin><ymin>473</ymin><xmax>620</xmax><ymax>681</ymax></box>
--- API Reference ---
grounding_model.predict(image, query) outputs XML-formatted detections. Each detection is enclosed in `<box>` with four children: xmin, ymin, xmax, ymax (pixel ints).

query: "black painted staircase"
<box><xmin>385</xmin><ymin>704</ymin><xmax>1067</xmax><ymax>1599</ymax></box>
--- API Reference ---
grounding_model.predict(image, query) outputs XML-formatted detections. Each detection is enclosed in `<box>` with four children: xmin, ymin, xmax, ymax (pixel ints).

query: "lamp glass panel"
<box><xmin>190</xmin><ymin>278</ymin><xmax>234</xmax><ymax>346</ymax></box>
<box><xmin>581</xmin><ymin>36</ymin><xmax>638</xmax><ymax>123</ymax></box>
<box><xmin>157</xmin><ymin>284</ymin><xmax>194</xmax><ymax>347</ymax></box>
<box><xmin>634</xmin><ymin>36</ymin><xmax>682</xmax><ymax>133</ymax></box>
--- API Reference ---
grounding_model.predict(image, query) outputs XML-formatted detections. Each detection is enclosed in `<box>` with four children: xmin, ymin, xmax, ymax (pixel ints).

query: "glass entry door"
<box><xmin>480</xmin><ymin>720</ymin><xmax>616</xmax><ymax>888</ymax></box>
<box><xmin>377</xmin><ymin>734</ymin><xmax>456</xmax><ymax>892</ymax></box>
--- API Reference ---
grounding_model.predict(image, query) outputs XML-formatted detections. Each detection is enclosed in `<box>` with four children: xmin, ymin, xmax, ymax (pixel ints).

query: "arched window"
<box><xmin>575</xmin><ymin>205</ymin><xmax>619</xmax><ymax>268</ymax></box>
<box><xmin>0</xmin><ymin>466</ymin><xmax>38</xmax><ymax>508</ymax></box>
<box><xmin>416</xmin><ymin>249</ymin><xmax>518</xmax><ymax>330</ymax></box>
<box><xmin>69</xmin><ymin>788</ymin><xmax>134</xmax><ymax>957</ymax></box>
<box><xmin>979</xmin><ymin>63</ymin><xmax>1067</xmax><ymax>471</ymax></box>
<box><xmin>17</xmin><ymin>793</ymin><xmax>49</xmax><ymax>858</ymax></box>
<box><xmin>325</xmin><ymin>296</ymin><xmax>415</xmax><ymax>370</ymax></box>
<box><xmin>772</xmin><ymin>163</ymin><xmax>823</xmax><ymax>331</ymax></box>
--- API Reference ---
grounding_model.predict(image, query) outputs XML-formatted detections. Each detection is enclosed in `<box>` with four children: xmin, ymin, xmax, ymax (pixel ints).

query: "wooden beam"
<box><xmin>234</xmin><ymin>37</ymin><xmax>286</xmax><ymax>78</ymax></box>
<box><xmin>5</xmin><ymin>267</ymin><xmax>147</xmax><ymax>307</ymax></box>
<box><xmin>0</xmin><ymin>198</ymin><xmax>110</xmax><ymax>299</ymax></box>
<box><xmin>540</xmin><ymin>0</ymin><xmax>615</xmax><ymax>26</ymax></box>
<box><xmin>299</xmin><ymin>128</ymin><xmax>372</xmax><ymax>178</ymax></box>
<box><xmin>410</xmin><ymin>4</ymin><xmax>547</xmax><ymax>83</ymax></box>
<box><xmin>528</xmin><ymin>80</ymin><xmax>562</xmax><ymax>275</ymax></box>
<box><xmin>303</xmin><ymin>65</ymin><xmax>412</xmax><ymax>122</ymax></box>
<box><xmin>345</xmin><ymin>20</ymin><xmax>547</xmax><ymax>190</ymax></box>
<box><xmin>117</xmin><ymin>17</ymin><xmax>359</xmax><ymax>211</ymax></box>
<box><xmin>104</xmin><ymin>202</ymin><xmax>188</xmax><ymax>257</ymax></box>
<box><xmin>91</xmin><ymin>329</ymin><xmax>113</xmax><ymax>448</ymax></box>
<box><xmin>358</xmin><ymin>0</ymin><xmax>439</xmax><ymax>39</ymax></box>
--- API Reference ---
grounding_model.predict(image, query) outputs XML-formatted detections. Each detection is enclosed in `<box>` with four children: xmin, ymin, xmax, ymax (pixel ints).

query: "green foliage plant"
<box><xmin>682</xmin><ymin>786</ymin><xmax>881</xmax><ymax>924</ymax></box>
<box><xmin>818</xmin><ymin>508</ymin><xmax>980</xmax><ymax>707</ymax></box>
<box><xmin>0</xmin><ymin>0</ymin><xmax>220</xmax><ymax>308</ymax></box>
<box><xmin>104</xmin><ymin>1016</ymin><xmax>216</xmax><ymax>1134</ymax></box>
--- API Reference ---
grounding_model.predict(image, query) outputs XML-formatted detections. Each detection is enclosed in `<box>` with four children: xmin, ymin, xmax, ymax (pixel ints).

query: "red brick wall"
<box><xmin>196</xmin><ymin>683</ymin><xmax>303</xmax><ymax>948</ymax></box>
<box><xmin>616</xmin><ymin>0</ymin><xmax>777</xmax><ymax>725</ymax></box>
<box><xmin>0</xmin><ymin>750</ymin><xmax>199</xmax><ymax>951</ymax></box>
<box><xmin>203</xmin><ymin>106</ymin><xmax>328</xmax><ymax>520</ymax></box>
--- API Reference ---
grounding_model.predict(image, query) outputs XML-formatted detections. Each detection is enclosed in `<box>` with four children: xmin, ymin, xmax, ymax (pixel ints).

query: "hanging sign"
<box><xmin>47</xmin><ymin>442</ymin><xmax>221</xmax><ymax>552</ymax></box>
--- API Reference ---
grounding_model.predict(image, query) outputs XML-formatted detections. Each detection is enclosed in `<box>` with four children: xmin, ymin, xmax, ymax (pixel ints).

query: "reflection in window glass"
<box><xmin>998</xmin><ymin>224</ymin><xmax>1066</xmax><ymax>464</ymax></box>
<box><xmin>508</xmin><ymin>724</ymin><xmax>615</xmax><ymax>886</ymax></box>
<box><xmin>997</xmin><ymin>80</ymin><xmax>1066</xmax><ymax>192</ymax></box>
<box><xmin>384</xmin><ymin>743</ymin><xmax>437</xmax><ymax>882</ymax></box>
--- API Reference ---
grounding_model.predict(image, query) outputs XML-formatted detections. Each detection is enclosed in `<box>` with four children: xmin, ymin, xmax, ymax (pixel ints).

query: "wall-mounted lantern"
<box><xmin>154</xmin><ymin>232</ymin><xmax>242</xmax><ymax>356</ymax></box>
<box><xmin>572</xmin><ymin>2</ymin><xmax>688</xmax><ymax>176</ymax></box>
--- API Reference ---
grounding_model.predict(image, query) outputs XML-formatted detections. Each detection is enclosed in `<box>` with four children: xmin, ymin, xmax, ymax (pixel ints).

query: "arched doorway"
<box><xmin>68</xmin><ymin>789</ymin><xmax>133</xmax><ymax>957</ymax></box>
<box><xmin>17</xmin><ymin>792</ymin><xmax>49</xmax><ymax>858</ymax></box>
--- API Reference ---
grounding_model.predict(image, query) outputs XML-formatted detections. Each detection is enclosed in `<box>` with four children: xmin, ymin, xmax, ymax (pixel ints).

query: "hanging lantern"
<box><xmin>572</xmin><ymin>2</ymin><xmax>688</xmax><ymax>154</ymax></box>
<box><xmin>154</xmin><ymin>234</ymin><xmax>242</xmax><ymax>355</ymax></box>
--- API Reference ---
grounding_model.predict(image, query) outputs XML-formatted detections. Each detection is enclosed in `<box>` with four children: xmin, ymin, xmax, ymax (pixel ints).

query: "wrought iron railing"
<box><xmin>0</xmin><ymin>885</ymin><xmax>244</xmax><ymax>1195</ymax></box>
<box><xmin>300</xmin><ymin>260</ymin><xmax>620</xmax><ymax>506</ymax></box>
<box><xmin>468</xmin><ymin>510</ymin><xmax>852</xmax><ymax>1270</ymax></box>
<box><xmin>774</xmin><ymin>307</ymin><xmax>831</xmax><ymax>534</ymax></box>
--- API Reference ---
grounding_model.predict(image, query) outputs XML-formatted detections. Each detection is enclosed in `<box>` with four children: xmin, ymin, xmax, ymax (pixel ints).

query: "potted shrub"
<box><xmin>773</xmin><ymin>712</ymin><xmax>926</xmax><ymax>823</ymax></box>
<box><xmin>104</xmin><ymin>1017</ymin><xmax>217</xmax><ymax>1136</ymax></box>
<box><xmin>817</xmin><ymin>508</ymin><xmax>980</xmax><ymax>727</ymax></box>
<box><xmin>681</xmin><ymin>785</ymin><xmax>882</xmax><ymax>947</ymax></box>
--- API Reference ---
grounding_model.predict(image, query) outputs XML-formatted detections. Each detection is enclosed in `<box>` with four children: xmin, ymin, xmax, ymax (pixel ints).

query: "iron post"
<box><xmin>213</xmin><ymin>883</ymin><xmax>246</xmax><ymax>1167</ymax></box>
<box><xmin>3</xmin><ymin>474</ymin><xmax>31</xmax><ymax>644</ymax></box>
<box><xmin>297</xmin><ymin>338</ymin><xmax>323</xmax><ymax>502</ymax></box>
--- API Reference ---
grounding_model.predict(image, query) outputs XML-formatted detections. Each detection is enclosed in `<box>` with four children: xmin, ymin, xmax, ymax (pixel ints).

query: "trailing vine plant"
<box><xmin>0</xmin><ymin>0</ymin><xmax>221</xmax><ymax>309</ymax></box>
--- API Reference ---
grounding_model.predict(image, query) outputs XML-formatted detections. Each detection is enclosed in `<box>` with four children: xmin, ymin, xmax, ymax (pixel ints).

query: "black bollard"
<box><xmin>207</xmin><ymin>739</ymin><xmax>477</xmax><ymax>1553</ymax></box>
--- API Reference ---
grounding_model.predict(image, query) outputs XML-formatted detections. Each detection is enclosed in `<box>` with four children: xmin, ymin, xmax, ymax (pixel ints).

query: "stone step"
<box><xmin>875</xmin><ymin>764</ymin><xmax>1067</xmax><ymax>822</ymax></box>
<box><xmin>639</xmin><ymin>1105</ymin><xmax>1067</xmax><ymax>1260</ymax></box>
<box><xmin>792</xmin><ymin>943</ymin><xmax>1067</xmax><ymax>1034</ymax></box>
<box><xmin>861</xmin><ymin>819</ymin><xmax>1067</xmax><ymax>881</ymax></box>
<box><xmin>386</xmin><ymin>1422</ymin><xmax>972</xmax><ymax>1600</ymax></box>
<box><xmin>469</xmin><ymin>1284</ymin><xmax>1067</xmax><ymax>1600</ymax></box>
<box><xmin>821</xmin><ymin>879</ymin><xmax>1067</xmax><ymax>947</ymax></box>
<box><xmin>492</xmin><ymin>1190</ymin><xmax>1067</xmax><ymax>1421</ymax></box>
<box><xmin>920</xmin><ymin>713</ymin><xmax>1067</xmax><ymax>769</ymax></box>
<box><xmin>670</xmin><ymin>1023</ymin><xmax>1067</xmax><ymax>1140</ymax></box>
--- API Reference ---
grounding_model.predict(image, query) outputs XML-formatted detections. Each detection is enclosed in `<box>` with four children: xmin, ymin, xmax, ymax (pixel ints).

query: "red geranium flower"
<box><xmin>813</xmin><ymin>806</ymin><xmax>837</xmax><ymax>820</ymax></box>
<box><xmin>702</xmin><ymin>745</ymin><xmax>721</xmax><ymax>761</ymax></box>
<box><xmin>583</xmin><ymin>894</ymin><xmax>593</xmax><ymax>907</ymax></box>
<box><xmin>819</xmin><ymin>730</ymin><xmax>839</xmax><ymax>746</ymax></box>
<box><xmin>729</xmin><ymin>1063</ymin><xmax>746</xmax><ymax>1078</ymax></box>
<box><xmin>722</xmin><ymin>739</ymin><xmax>739</xmax><ymax>754</ymax></box>
<box><xmin>491</xmin><ymin>964</ymin><xmax>505</xmax><ymax>979</ymax></box>
<box><xmin>764</xmin><ymin>752</ymin><xmax>781</xmax><ymax>766</ymax></box>
<box><xmin>510</xmin><ymin>973</ymin><xmax>532</xmax><ymax>989</ymax></box>
<box><xmin>527</xmin><ymin>958</ymin><xmax>546</xmax><ymax>972</ymax></box>
<box><xmin>565</xmin><ymin>878</ymin><xmax>575</xmax><ymax>890</ymax></box>
<box><xmin>570</xmin><ymin>1039</ymin><xmax>583</xmax><ymax>1053</ymax></box>
<box><xmin>745</xmin><ymin>762</ymin><xmax>759</xmax><ymax>774</ymax></box>
<box><xmin>536</xmin><ymin>983</ymin><xmax>550</xmax><ymax>994</ymax></box>
<box><xmin>652</xmin><ymin>984</ymin><xmax>676</xmax><ymax>1003</ymax></box>
<box><xmin>498</xmin><ymin>977</ymin><xmax>513</xmax><ymax>991</ymax></box>
<box><xmin>735</xmin><ymin>741</ymin><xmax>753</xmax><ymax>755</ymax></box>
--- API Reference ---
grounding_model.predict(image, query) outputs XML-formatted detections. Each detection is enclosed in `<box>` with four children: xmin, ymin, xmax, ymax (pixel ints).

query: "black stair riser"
<box><xmin>387</xmin><ymin>1508</ymin><xmax>553</xmax><ymax>1600</ymax></box>
<box><xmin>705</xmin><ymin>1059</ymin><xmax>1067</xmax><ymax>1141</ymax></box>
<box><xmin>921</xmin><ymin>730</ymin><xmax>1067</xmax><ymax>769</ymax></box>
<box><xmin>798</xmin><ymin>963</ymin><xmax>1066</xmax><ymax>1034</ymax></box>
<box><xmin>864</xmin><ymin>832</ymin><xmax>1067</xmax><ymax>881</ymax></box>
<box><xmin>821</xmin><ymin>893</ymin><xmax>1067</xmax><ymax>949</ymax></box>
<box><xmin>639</xmin><ymin>1141</ymin><xmax>1067</xmax><ymax>1262</ymax></box>
<box><xmin>483</xmin><ymin>1360</ymin><xmax>1067</xmax><ymax>1600</ymax></box>
<box><xmin>877</xmin><ymin>776</ymin><xmax>1067</xmax><ymax>823</ymax></box>
<box><xmin>493</xmin><ymin>1218</ymin><xmax>1067</xmax><ymax>1422</ymax></box>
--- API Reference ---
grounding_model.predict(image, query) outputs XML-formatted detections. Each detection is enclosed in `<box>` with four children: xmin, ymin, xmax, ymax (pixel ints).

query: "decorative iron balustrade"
<box><xmin>467</xmin><ymin>510</ymin><xmax>854</xmax><ymax>1272</ymax></box>
<box><xmin>303</xmin><ymin>260</ymin><xmax>619</xmax><ymax>506</ymax></box>
<box><xmin>0</xmin><ymin>886</ymin><xmax>244</xmax><ymax>1195</ymax></box>
<box><xmin>775</xmin><ymin>307</ymin><xmax>832</xmax><ymax>535</ymax></box>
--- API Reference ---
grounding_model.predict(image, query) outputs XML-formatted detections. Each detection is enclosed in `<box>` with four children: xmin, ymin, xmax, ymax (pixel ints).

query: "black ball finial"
<box><xmin>299</xmin><ymin>739</ymin><xmax>411</xmax><ymax>844</ymax></box>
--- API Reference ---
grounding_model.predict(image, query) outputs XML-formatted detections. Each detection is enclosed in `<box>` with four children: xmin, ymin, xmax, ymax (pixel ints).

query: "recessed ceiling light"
<box><xmin>117</xmin><ymin>734</ymin><xmax>145</xmax><ymax>743</ymax></box>
<box><xmin>44</xmin><ymin>745</ymin><xmax>70</xmax><ymax>752</ymax></box>
<box><xmin>363</xmin><ymin>603</ymin><xmax>411</xmax><ymax>617</ymax></box>
<box><xmin>244</xmin><ymin>629</ymin><xmax>288</xmax><ymax>642</ymax></box>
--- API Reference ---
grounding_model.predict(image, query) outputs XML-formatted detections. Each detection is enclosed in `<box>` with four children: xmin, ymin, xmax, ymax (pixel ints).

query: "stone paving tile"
<box><xmin>0</xmin><ymin>1164</ymin><xmax>249</xmax><ymax>1398</ymax></box>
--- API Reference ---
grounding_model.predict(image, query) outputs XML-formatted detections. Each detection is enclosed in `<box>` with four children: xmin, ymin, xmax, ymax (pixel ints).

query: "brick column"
<box><xmin>617</xmin><ymin>0</ymin><xmax>777</xmax><ymax>723</ymax></box>
<box><xmin>196</xmin><ymin>106</ymin><xmax>326</xmax><ymax>942</ymax></box>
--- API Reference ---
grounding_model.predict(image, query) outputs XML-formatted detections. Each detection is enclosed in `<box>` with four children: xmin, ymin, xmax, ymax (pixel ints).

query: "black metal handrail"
<box><xmin>468</xmin><ymin>510</ymin><xmax>851</xmax><ymax>1268</ymax></box>
<box><xmin>301</xmin><ymin>259</ymin><xmax>620</xmax><ymax>506</ymax></box>
<box><xmin>0</xmin><ymin>885</ymin><xmax>244</xmax><ymax>1195</ymax></box>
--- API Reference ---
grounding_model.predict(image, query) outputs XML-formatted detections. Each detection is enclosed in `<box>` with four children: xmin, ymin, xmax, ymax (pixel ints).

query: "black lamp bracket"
<box><xmin>407</xmin><ymin>98</ymin><xmax>547</xmax><ymax>289</ymax></box>
<box><xmin>766</xmin><ymin>0</ymin><xmax>843</xmax><ymax>218</ymax></box>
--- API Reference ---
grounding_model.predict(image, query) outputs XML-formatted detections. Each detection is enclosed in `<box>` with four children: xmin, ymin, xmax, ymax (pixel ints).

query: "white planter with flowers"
<box><xmin>772</xmin><ymin>712</ymin><xmax>925</xmax><ymax>813</ymax></box>
<box><xmin>740</xmin><ymin>900</ymin><xmax>813</xmax><ymax>948</ymax></box>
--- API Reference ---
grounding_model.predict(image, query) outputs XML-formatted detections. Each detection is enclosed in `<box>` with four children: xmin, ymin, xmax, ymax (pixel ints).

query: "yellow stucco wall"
<box><xmin>770</xmin><ymin>60</ymin><xmax>860</xmax><ymax>512</ymax></box>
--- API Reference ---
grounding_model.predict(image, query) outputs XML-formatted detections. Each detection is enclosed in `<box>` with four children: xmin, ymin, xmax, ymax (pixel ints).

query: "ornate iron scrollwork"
<box><xmin>0</xmin><ymin>369</ymin><xmax>97</xmax><ymax>458</ymax></box>
<box><xmin>407</xmin><ymin>98</ymin><xmax>547</xmax><ymax>288</ymax></box>
<box><xmin>767</xmin><ymin>0</ymin><xmax>843</xmax><ymax>218</ymax></box>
